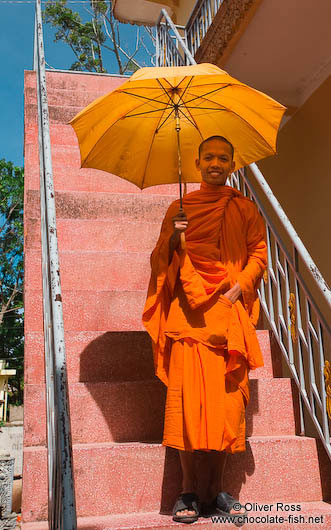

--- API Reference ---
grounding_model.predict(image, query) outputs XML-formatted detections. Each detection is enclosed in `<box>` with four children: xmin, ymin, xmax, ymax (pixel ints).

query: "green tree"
<box><xmin>0</xmin><ymin>159</ymin><xmax>24</xmax><ymax>406</ymax></box>
<box><xmin>43</xmin><ymin>0</ymin><xmax>154</xmax><ymax>74</ymax></box>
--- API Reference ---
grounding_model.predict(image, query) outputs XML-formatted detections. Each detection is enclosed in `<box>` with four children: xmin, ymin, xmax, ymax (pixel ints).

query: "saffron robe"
<box><xmin>142</xmin><ymin>182</ymin><xmax>267</xmax><ymax>452</ymax></box>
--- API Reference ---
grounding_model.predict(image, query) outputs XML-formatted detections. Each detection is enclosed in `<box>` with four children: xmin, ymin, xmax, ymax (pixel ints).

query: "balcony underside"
<box><xmin>113</xmin><ymin>0</ymin><xmax>176</xmax><ymax>26</ymax></box>
<box><xmin>195</xmin><ymin>0</ymin><xmax>331</xmax><ymax>111</ymax></box>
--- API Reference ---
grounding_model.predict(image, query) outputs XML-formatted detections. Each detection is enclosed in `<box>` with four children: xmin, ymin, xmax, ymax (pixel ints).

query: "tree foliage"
<box><xmin>43</xmin><ymin>0</ymin><xmax>154</xmax><ymax>74</ymax></box>
<box><xmin>0</xmin><ymin>159</ymin><xmax>24</xmax><ymax>406</ymax></box>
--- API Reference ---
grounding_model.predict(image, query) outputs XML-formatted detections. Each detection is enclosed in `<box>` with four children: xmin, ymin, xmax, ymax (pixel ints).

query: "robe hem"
<box><xmin>162</xmin><ymin>439</ymin><xmax>246</xmax><ymax>454</ymax></box>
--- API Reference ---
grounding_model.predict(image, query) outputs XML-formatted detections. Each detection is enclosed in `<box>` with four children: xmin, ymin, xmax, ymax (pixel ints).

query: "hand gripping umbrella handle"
<box><xmin>178</xmin><ymin>206</ymin><xmax>187</xmax><ymax>250</ymax></box>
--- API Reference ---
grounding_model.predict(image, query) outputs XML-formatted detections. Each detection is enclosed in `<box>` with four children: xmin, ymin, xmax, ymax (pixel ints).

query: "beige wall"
<box><xmin>257</xmin><ymin>76</ymin><xmax>331</xmax><ymax>291</ymax></box>
<box><xmin>173</xmin><ymin>0</ymin><xmax>195</xmax><ymax>25</ymax></box>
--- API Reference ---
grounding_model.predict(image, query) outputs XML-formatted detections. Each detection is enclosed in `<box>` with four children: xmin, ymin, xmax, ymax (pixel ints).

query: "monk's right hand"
<box><xmin>172</xmin><ymin>210</ymin><xmax>188</xmax><ymax>233</ymax></box>
<box><xmin>169</xmin><ymin>210</ymin><xmax>188</xmax><ymax>262</ymax></box>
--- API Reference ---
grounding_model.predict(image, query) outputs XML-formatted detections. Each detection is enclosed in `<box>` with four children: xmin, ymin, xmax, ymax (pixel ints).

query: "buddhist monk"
<box><xmin>143</xmin><ymin>136</ymin><xmax>267</xmax><ymax>523</ymax></box>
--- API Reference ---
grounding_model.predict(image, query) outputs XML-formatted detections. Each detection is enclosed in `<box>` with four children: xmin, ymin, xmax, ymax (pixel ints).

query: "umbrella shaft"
<box><xmin>175</xmin><ymin>111</ymin><xmax>183</xmax><ymax>209</ymax></box>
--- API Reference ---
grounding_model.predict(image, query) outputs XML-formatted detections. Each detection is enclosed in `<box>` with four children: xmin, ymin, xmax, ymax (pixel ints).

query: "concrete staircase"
<box><xmin>22</xmin><ymin>71</ymin><xmax>331</xmax><ymax>529</ymax></box>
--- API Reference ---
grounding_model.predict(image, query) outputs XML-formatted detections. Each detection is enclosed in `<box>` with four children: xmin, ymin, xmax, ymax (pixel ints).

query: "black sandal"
<box><xmin>214</xmin><ymin>492</ymin><xmax>246</xmax><ymax>522</ymax></box>
<box><xmin>172</xmin><ymin>492</ymin><xmax>200</xmax><ymax>524</ymax></box>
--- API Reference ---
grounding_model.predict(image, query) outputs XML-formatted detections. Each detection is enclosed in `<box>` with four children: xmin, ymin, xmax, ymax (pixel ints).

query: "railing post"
<box><xmin>34</xmin><ymin>1</ymin><xmax>77</xmax><ymax>528</ymax></box>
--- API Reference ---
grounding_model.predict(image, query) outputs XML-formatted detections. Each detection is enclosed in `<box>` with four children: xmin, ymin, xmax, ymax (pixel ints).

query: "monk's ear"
<box><xmin>231</xmin><ymin>159</ymin><xmax>235</xmax><ymax>172</ymax></box>
<box><xmin>195</xmin><ymin>158</ymin><xmax>201</xmax><ymax>171</ymax></box>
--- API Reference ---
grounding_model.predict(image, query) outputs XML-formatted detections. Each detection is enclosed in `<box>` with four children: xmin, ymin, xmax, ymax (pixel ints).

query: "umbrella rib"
<box><xmin>158</xmin><ymin>77</ymin><xmax>175</xmax><ymax>89</ymax></box>
<box><xmin>178</xmin><ymin>76</ymin><xmax>194</xmax><ymax>101</ymax></box>
<box><xmin>184</xmin><ymin>107</ymin><xmax>228</xmax><ymax>111</ymax></box>
<box><xmin>120</xmin><ymin>90</ymin><xmax>170</xmax><ymax>107</ymax></box>
<box><xmin>186</xmin><ymin>91</ymin><xmax>275</xmax><ymax>150</ymax></box>
<box><xmin>140</xmin><ymin>102</ymin><xmax>174</xmax><ymax>189</ymax></box>
<box><xmin>156</xmin><ymin>78</ymin><xmax>176</xmax><ymax>107</ymax></box>
<box><xmin>125</xmin><ymin>106</ymin><xmax>173</xmax><ymax>119</ymax></box>
<box><xmin>155</xmin><ymin>107</ymin><xmax>176</xmax><ymax>133</ymax></box>
<box><xmin>183</xmin><ymin>84</ymin><xmax>232</xmax><ymax>106</ymax></box>
<box><xmin>178</xmin><ymin>106</ymin><xmax>201</xmax><ymax>132</ymax></box>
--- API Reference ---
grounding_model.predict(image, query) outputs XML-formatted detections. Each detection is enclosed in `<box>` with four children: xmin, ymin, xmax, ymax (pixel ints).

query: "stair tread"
<box><xmin>22</xmin><ymin>502</ymin><xmax>331</xmax><ymax>530</ymax></box>
<box><xmin>24</xmin><ymin>434</ymin><xmax>323</xmax><ymax>450</ymax></box>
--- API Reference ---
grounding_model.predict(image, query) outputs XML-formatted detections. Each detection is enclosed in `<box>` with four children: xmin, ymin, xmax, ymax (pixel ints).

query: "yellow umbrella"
<box><xmin>70</xmin><ymin>63</ymin><xmax>285</xmax><ymax>207</ymax></box>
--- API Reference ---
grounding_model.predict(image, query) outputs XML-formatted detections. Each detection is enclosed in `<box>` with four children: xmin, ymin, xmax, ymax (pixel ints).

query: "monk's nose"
<box><xmin>211</xmin><ymin>159</ymin><xmax>221</xmax><ymax>168</ymax></box>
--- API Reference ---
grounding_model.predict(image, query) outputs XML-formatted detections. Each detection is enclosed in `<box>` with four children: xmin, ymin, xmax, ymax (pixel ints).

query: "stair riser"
<box><xmin>25</xmin><ymin>218</ymin><xmax>163</xmax><ymax>252</ymax></box>
<box><xmin>25</xmin><ymin>250</ymin><xmax>153</xmax><ymax>292</ymax></box>
<box><xmin>25</xmin><ymin>189</ymin><xmax>176</xmax><ymax>222</ymax></box>
<box><xmin>23</xmin><ymin>164</ymin><xmax>182</xmax><ymax>196</ymax></box>
<box><xmin>25</xmin><ymin>87</ymin><xmax>120</xmax><ymax>109</ymax></box>
<box><xmin>25</xmin><ymin>103</ymin><xmax>90</xmax><ymax>126</ymax></box>
<box><xmin>24</xmin><ymin>330</ymin><xmax>277</xmax><ymax>385</ymax></box>
<box><xmin>24</xmin><ymin>290</ymin><xmax>146</xmax><ymax>332</ymax></box>
<box><xmin>25</xmin><ymin>71</ymin><xmax>127</xmax><ymax>94</ymax></box>
<box><xmin>24</xmin><ymin>381</ymin><xmax>166</xmax><ymax>446</ymax></box>
<box><xmin>23</xmin><ymin>377</ymin><xmax>296</xmax><ymax>447</ymax></box>
<box><xmin>21</xmin><ymin>439</ymin><xmax>331</xmax><ymax>522</ymax></box>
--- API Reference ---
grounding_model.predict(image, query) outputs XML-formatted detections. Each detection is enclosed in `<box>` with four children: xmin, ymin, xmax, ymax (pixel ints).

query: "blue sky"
<box><xmin>0</xmin><ymin>1</ymin><xmax>154</xmax><ymax>167</ymax></box>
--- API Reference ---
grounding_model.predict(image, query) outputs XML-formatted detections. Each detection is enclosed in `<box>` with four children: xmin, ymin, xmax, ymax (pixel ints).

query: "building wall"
<box><xmin>173</xmin><ymin>0</ymin><xmax>195</xmax><ymax>25</ymax></box>
<box><xmin>258</xmin><ymin>75</ymin><xmax>331</xmax><ymax>289</ymax></box>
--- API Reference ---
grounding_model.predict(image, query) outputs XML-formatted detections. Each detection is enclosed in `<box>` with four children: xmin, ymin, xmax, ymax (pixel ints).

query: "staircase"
<box><xmin>22</xmin><ymin>71</ymin><xmax>331</xmax><ymax>529</ymax></box>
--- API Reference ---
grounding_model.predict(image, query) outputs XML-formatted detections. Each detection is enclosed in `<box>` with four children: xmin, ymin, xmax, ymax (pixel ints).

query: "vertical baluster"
<box><xmin>317</xmin><ymin>322</ymin><xmax>331</xmax><ymax>447</ymax></box>
<box><xmin>207</xmin><ymin>0</ymin><xmax>212</xmax><ymax>27</ymax></box>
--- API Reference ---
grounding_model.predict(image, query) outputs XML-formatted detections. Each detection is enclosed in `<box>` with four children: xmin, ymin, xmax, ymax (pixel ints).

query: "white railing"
<box><xmin>33</xmin><ymin>1</ymin><xmax>77</xmax><ymax>528</ymax></box>
<box><xmin>156</xmin><ymin>2</ymin><xmax>224</xmax><ymax>67</ymax></box>
<box><xmin>186</xmin><ymin>0</ymin><xmax>223</xmax><ymax>56</ymax></box>
<box><xmin>229</xmin><ymin>167</ymin><xmax>331</xmax><ymax>459</ymax></box>
<box><xmin>156</xmin><ymin>9</ymin><xmax>195</xmax><ymax>67</ymax></box>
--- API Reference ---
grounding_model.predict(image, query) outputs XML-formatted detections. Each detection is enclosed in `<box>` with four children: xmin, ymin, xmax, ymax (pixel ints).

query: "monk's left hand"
<box><xmin>223</xmin><ymin>282</ymin><xmax>242</xmax><ymax>304</ymax></box>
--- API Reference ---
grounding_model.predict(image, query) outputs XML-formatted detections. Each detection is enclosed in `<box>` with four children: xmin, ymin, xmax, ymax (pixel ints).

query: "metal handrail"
<box><xmin>156</xmin><ymin>8</ymin><xmax>195</xmax><ymax>67</ymax></box>
<box><xmin>186</xmin><ymin>0</ymin><xmax>223</xmax><ymax>57</ymax></box>
<box><xmin>33</xmin><ymin>1</ymin><xmax>77</xmax><ymax>528</ymax></box>
<box><xmin>229</xmin><ymin>167</ymin><xmax>331</xmax><ymax>460</ymax></box>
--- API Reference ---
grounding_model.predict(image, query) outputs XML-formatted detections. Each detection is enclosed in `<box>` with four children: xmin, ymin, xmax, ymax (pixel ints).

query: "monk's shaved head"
<box><xmin>199</xmin><ymin>136</ymin><xmax>234</xmax><ymax>160</ymax></box>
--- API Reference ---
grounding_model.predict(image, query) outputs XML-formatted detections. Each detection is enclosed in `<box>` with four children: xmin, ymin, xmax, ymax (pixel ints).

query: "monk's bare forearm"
<box><xmin>223</xmin><ymin>282</ymin><xmax>242</xmax><ymax>304</ymax></box>
<box><xmin>168</xmin><ymin>230</ymin><xmax>181</xmax><ymax>264</ymax></box>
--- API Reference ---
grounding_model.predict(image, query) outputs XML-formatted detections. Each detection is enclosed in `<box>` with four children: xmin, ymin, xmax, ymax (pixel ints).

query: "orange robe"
<box><xmin>143</xmin><ymin>182</ymin><xmax>267</xmax><ymax>453</ymax></box>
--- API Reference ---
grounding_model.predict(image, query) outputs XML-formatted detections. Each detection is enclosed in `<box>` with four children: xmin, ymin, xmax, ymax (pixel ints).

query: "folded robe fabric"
<box><xmin>142</xmin><ymin>182</ymin><xmax>268</xmax><ymax>451</ymax></box>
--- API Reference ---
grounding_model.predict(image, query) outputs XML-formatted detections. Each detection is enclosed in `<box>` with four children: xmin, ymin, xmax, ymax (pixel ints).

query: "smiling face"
<box><xmin>195</xmin><ymin>139</ymin><xmax>235</xmax><ymax>186</ymax></box>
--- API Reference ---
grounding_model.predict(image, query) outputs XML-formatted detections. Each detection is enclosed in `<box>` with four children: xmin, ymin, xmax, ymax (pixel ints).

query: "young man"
<box><xmin>143</xmin><ymin>136</ymin><xmax>267</xmax><ymax>523</ymax></box>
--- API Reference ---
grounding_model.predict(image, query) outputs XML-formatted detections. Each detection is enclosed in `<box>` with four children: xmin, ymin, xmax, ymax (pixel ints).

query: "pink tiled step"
<box><xmin>25</xmin><ymin>102</ymin><xmax>88</xmax><ymax>125</ymax></box>
<box><xmin>24</xmin><ymin>70</ymin><xmax>127</xmax><ymax>94</ymax></box>
<box><xmin>25</xmin><ymin>188</ymin><xmax>177</xmax><ymax>222</ymax></box>
<box><xmin>25</xmin><ymin>86</ymin><xmax>125</xmax><ymax>109</ymax></box>
<box><xmin>24</xmin><ymin>162</ymin><xmax>182</xmax><ymax>195</ymax></box>
<box><xmin>24</xmin><ymin>289</ymin><xmax>147</xmax><ymax>332</ymax></box>
<box><xmin>25</xmin><ymin>250</ymin><xmax>153</xmax><ymax>291</ymax></box>
<box><xmin>24</xmin><ymin>330</ymin><xmax>281</xmax><ymax>386</ymax></box>
<box><xmin>25</xmin><ymin>218</ymin><xmax>163</xmax><ymax>252</ymax></box>
<box><xmin>22</xmin><ymin>501</ymin><xmax>331</xmax><ymax>530</ymax></box>
<box><xmin>23</xmin><ymin>377</ymin><xmax>297</xmax><ymax>446</ymax></box>
<box><xmin>24</xmin><ymin>379</ymin><xmax>166</xmax><ymax>446</ymax></box>
<box><xmin>22</xmin><ymin>437</ymin><xmax>331</xmax><ymax>522</ymax></box>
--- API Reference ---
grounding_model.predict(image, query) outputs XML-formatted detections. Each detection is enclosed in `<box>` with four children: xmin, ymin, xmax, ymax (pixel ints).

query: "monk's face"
<box><xmin>195</xmin><ymin>140</ymin><xmax>235</xmax><ymax>186</ymax></box>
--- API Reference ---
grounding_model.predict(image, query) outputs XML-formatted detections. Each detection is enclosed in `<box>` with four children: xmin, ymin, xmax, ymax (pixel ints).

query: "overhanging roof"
<box><xmin>113</xmin><ymin>0</ymin><xmax>175</xmax><ymax>26</ymax></box>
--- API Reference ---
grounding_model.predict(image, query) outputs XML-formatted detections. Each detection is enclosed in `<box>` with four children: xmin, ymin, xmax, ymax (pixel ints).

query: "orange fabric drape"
<box><xmin>142</xmin><ymin>183</ymin><xmax>267</xmax><ymax>452</ymax></box>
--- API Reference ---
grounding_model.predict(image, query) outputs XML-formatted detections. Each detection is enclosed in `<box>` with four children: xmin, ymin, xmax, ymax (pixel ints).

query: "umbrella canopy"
<box><xmin>70</xmin><ymin>63</ymin><xmax>286</xmax><ymax>189</ymax></box>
